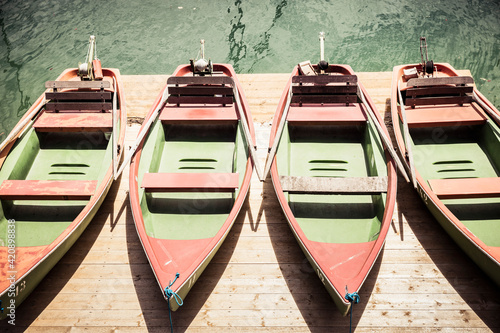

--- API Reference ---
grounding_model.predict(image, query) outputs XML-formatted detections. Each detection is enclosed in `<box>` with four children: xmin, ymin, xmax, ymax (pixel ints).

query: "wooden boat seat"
<box><xmin>428</xmin><ymin>177</ymin><xmax>500</xmax><ymax>199</ymax></box>
<box><xmin>141</xmin><ymin>172</ymin><xmax>239</xmax><ymax>192</ymax></box>
<box><xmin>287</xmin><ymin>104</ymin><xmax>367</xmax><ymax>126</ymax></box>
<box><xmin>291</xmin><ymin>75</ymin><xmax>358</xmax><ymax>105</ymax></box>
<box><xmin>404</xmin><ymin>104</ymin><xmax>487</xmax><ymax>128</ymax></box>
<box><xmin>166</xmin><ymin>76</ymin><xmax>234</xmax><ymax>106</ymax></box>
<box><xmin>33</xmin><ymin>111</ymin><xmax>113</xmax><ymax>132</ymax></box>
<box><xmin>405</xmin><ymin>76</ymin><xmax>474</xmax><ymax>108</ymax></box>
<box><xmin>45</xmin><ymin>80</ymin><xmax>112</xmax><ymax>112</ymax></box>
<box><xmin>0</xmin><ymin>180</ymin><xmax>97</xmax><ymax>200</ymax></box>
<box><xmin>160</xmin><ymin>106</ymin><xmax>238</xmax><ymax>124</ymax></box>
<box><xmin>279</xmin><ymin>175</ymin><xmax>388</xmax><ymax>194</ymax></box>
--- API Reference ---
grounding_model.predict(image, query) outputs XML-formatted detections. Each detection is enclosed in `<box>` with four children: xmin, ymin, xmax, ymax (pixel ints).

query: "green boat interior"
<box><xmin>0</xmin><ymin>80</ymin><xmax>118</xmax><ymax>248</ymax></box>
<box><xmin>0</xmin><ymin>129</ymin><xmax>113</xmax><ymax>247</ymax></box>
<box><xmin>277</xmin><ymin>123</ymin><xmax>388</xmax><ymax>244</ymax></box>
<box><xmin>408</xmin><ymin>123</ymin><xmax>500</xmax><ymax>247</ymax></box>
<box><xmin>137</xmin><ymin>120</ymin><xmax>248</xmax><ymax>241</ymax></box>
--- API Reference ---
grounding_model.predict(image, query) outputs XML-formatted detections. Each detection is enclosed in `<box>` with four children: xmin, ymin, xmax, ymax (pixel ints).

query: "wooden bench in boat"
<box><xmin>38</xmin><ymin>80</ymin><xmax>115</xmax><ymax>132</ymax></box>
<box><xmin>141</xmin><ymin>173</ymin><xmax>239</xmax><ymax>192</ymax></box>
<box><xmin>279</xmin><ymin>175</ymin><xmax>388</xmax><ymax>194</ymax></box>
<box><xmin>160</xmin><ymin>106</ymin><xmax>238</xmax><ymax>124</ymax></box>
<box><xmin>428</xmin><ymin>177</ymin><xmax>500</xmax><ymax>199</ymax></box>
<box><xmin>0</xmin><ymin>180</ymin><xmax>97</xmax><ymax>200</ymax></box>
<box><xmin>45</xmin><ymin>80</ymin><xmax>112</xmax><ymax>112</ymax></box>
<box><xmin>404</xmin><ymin>105</ymin><xmax>487</xmax><ymax>128</ymax></box>
<box><xmin>402</xmin><ymin>76</ymin><xmax>487</xmax><ymax>127</ymax></box>
<box><xmin>287</xmin><ymin>105</ymin><xmax>367</xmax><ymax>126</ymax></box>
<box><xmin>166</xmin><ymin>76</ymin><xmax>234</xmax><ymax>106</ymax></box>
<box><xmin>287</xmin><ymin>74</ymin><xmax>365</xmax><ymax>125</ymax></box>
<box><xmin>33</xmin><ymin>112</ymin><xmax>113</xmax><ymax>132</ymax></box>
<box><xmin>405</xmin><ymin>76</ymin><xmax>474</xmax><ymax>108</ymax></box>
<box><xmin>291</xmin><ymin>75</ymin><xmax>358</xmax><ymax>106</ymax></box>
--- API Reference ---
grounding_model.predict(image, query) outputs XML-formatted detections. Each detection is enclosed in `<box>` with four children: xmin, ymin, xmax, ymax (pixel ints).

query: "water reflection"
<box><xmin>228</xmin><ymin>0</ymin><xmax>247</xmax><ymax>72</ymax></box>
<box><xmin>0</xmin><ymin>9</ymin><xmax>31</xmax><ymax>138</ymax></box>
<box><xmin>0</xmin><ymin>0</ymin><xmax>498</xmax><ymax>139</ymax></box>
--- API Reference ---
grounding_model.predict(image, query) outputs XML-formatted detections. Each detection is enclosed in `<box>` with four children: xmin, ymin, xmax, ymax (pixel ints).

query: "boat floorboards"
<box><xmin>3</xmin><ymin>71</ymin><xmax>500</xmax><ymax>332</ymax></box>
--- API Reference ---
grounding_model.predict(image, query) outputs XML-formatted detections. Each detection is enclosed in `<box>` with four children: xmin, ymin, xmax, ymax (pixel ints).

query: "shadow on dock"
<box><xmin>396</xmin><ymin>174</ymin><xmax>500</xmax><ymax>329</ymax></box>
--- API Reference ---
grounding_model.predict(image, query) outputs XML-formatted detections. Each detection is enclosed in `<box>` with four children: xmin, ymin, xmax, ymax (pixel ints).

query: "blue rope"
<box><xmin>164</xmin><ymin>273</ymin><xmax>183</xmax><ymax>333</ymax></box>
<box><xmin>345</xmin><ymin>290</ymin><xmax>360</xmax><ymax>333</ymax></box>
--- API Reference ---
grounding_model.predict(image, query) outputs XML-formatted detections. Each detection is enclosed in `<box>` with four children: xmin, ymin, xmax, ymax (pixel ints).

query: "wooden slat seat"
<box><xmin>160</xmin><ymin>106</ymin><xmax>238</xmax><ymax>124</ymax></box>
<box><xmin>167</xmin><ymin>76</ymin><xmax>235</xmax><ymax>106</ymax></box>
<box><xmin>45</xmin><ymin>81</ymin><xmax>111</xmax><ymax>90</ymax></box>
<box><xmin>428</xmin><ymin>177</ymin><xmax>500</xmax><ymax>199</ymax></box>
<box><xmin>292</xmin><ymin>75</ymin><xmax>358</xmax><ymax>84</ymax></box>
<box><xmin>141</xmin><ymin>173</ymin><xmax>239</xmax><ymax>192</ymax></box>
<box><xmin>33</xmin><ymin>111</ymin><xmax>113</xmax><ymax>132</ymax></box>
<box><xmin>291</xmin><ymin>74</ymin><xmax>358</xmax><ymax>106</ymax></box>
<box><xmin>404</xmin><ymin>105</ymin><xmax>487</xmax><ymax>128</ymax></box>
<box><xmin>279</xmin><ymin>175</ymin><xmax>388</xmax><ymax>194</ymax></box>
<box><xmin>45</xmin><ymin>80</ymin><xmax>112</xmax><ymax>112</ymax></box>
<box><xmin>0</xmin><ymin>180</ymin><xmax>97</xmax><ymax>200</ymax></box>
<box><xmin>287</xmin><ymin>104</ymin><xmax>367</xmax><ymax>126</ymax></box>
<box><xmin>46</xmin><ymin>91</ymin><xmax>112</xmax><ymax>100</ymax></box>
<box><xmin>45</xmin><ymin>102</ymin><xmax>112</xmax><ymax>112</ymax></box>
<box><xmin>407</xmin><ymin>76</ymin><xmax>474</xmax><ymax>87</ymax></box>
<box><xmin>167</xmin><ymin>76</ymin><xmax>234</xmax><ymax>86</ymax></box>
<box><xmin>405</xmin><ymin>76</ymin><xmax>474</xmax><ymax>108</ymax></box>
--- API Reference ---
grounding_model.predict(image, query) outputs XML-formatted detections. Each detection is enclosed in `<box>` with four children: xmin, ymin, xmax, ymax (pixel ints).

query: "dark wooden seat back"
<box><xmin>167</xmin><ymin>76</ymin><xmax>235</xmax><ymax>106</ymax></box>
<box><xmin>405</xmin><ymin>76</ymin><xmax>474</xmax><ymax>108</ymax></box>
<box><xmin>291</xmin><ymin>75</ymin><xmax>358</xmax><ymax>106</ymax></box>
<box><xmin>45</xmin><ymin>80</ymin><xmax>112</xmax><ymax>112</ymax></box>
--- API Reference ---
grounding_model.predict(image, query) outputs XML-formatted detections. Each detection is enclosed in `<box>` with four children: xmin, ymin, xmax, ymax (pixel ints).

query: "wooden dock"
<box><xmin>3</xmin><ymin>72</ymin><xmax>500</xmax><ymax>332</ymax></box>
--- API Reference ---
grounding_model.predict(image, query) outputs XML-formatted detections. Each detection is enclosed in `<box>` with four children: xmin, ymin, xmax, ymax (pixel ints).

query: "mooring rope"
<box><xmin>164</xmin><ymin>273</ymin><xmax>183</xmax><ymax>333</ymax></box>
<box><xmin>345</xmin><ymin>290</ymin><xmax>360</xmax><ymax>333</ymax></box>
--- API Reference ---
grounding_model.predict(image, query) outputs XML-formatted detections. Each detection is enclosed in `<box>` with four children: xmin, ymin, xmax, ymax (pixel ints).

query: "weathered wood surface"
<box><xmin>2</xmin><ymin>71</ymin><xmax>499</xmax><ymax>332</ymax></box>
<box><xmin>45</xmin><ymin>80</ymin><xmax>111</xmax><ymax>89</ymax></box>
<box><xmin>279</xmin><ymin>175</ymin><xmax>388</xmax><ymax>194</ymax></box>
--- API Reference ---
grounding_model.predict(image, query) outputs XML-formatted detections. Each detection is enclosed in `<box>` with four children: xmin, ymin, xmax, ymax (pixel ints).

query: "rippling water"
<box><xmin>0</xmin><ymin>0</ymin><xmax>499</xmax><ymax>138</ymax></box>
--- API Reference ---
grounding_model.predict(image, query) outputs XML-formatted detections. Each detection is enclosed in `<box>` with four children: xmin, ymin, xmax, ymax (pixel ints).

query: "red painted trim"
<box><xmin>33</xmin><ymin>111</ymin><xmax>113</xmax><ymax>132</ymax></box>
<box><xmin>405</xmin><ymin>105</ymin><xmax>487</xmax><ymax>128</ymax></box>
<box><xmin>129</xmin><ymin>63</ymin><xmax>254</xmax><ymax>300</ymax></box>
<box><xmin>428</xmin><ymin>177</ymin><xmax>500</xmax><ymax>199</ymax></box>
<box><xmin>160</xmin><ymin>106</ymin><xmax>238</xmax><ymax>123</ymax></box>
<box><xmin>141</xmin><ymin>172</ymin><xmax>239</xmax><ymax>192</ymax></box>
<box><xmin>0</xmin><ymin>180</ymin><xmax>97</xmax><ymax>200</ymax></box>
<box><xmin>287</xmin><ymin>104</ymin><xmax>367</xmax><ymax>125</ymax></box>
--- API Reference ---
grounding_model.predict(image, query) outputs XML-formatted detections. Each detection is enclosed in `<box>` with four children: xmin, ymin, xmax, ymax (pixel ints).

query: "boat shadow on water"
<box><xmin>263</xmin><ymin>176</ymin><xmax>379</xmax><ymax>331</ymax></box>
<box><xmin>127</xmin><ymin>187</ymin><xmax>248</xmax><ymax>332</ymax></box>
<box><xmin>395</xmin><ymin>172</ymin><xmax>500</xmax><ymax>329</ymax></box>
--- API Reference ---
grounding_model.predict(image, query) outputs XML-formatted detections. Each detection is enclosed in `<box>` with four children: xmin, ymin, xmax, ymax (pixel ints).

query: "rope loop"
<box><xmin>345</xmin><ymin>291</ymin><xmax>360</xmax><ymax>304</ymax></box>
<box><xmin>164</xmin><ymin>273</ymin><xmax>183</xmax><ymax>333</ymax></box>
<box><xmin>164</xmin><ymin>273</ymin><xmax>184</xmax><ymax>307</ymax></box>
<box><xmin>345</xmin><ymin>287</ymin><xmax>360</xmax><ymax>333</ymax></box>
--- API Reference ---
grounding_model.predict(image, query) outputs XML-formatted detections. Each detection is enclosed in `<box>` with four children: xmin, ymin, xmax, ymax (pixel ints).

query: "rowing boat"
<box><xmin>268</xmin><ymin>63</ymin><xmax>397</xmax><ymax>315</ymax></box>
<box><xmin>129</xmin><ymin>63</ymin><xmax>254</xmax><ymax>311</ymax></box>
<box><xmin>0</xmin><ymin>65</ymin><xmax>126</xmax><ymax>319</ymax></box>
<box><xmin>391</xmin><ymin>61</ymin><xmax>500</xmax><ymax>286</ymax></box>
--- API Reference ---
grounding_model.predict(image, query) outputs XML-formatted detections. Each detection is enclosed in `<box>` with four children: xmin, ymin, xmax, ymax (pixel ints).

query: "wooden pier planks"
<box><xmin>2</xmin><ymin>72</ymin><xmax>499</xmax><ymax>332</ymax></box>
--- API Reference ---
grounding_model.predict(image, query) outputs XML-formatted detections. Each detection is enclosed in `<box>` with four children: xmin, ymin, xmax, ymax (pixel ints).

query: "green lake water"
<box><xmin>0</xmin><ymin>0</ymin><xmax>499</xmax><ymax>139</ymax></box>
